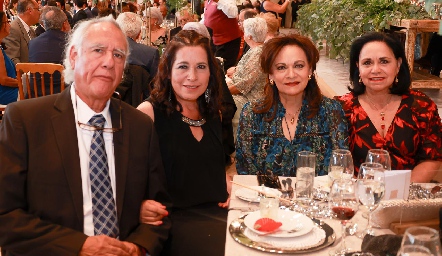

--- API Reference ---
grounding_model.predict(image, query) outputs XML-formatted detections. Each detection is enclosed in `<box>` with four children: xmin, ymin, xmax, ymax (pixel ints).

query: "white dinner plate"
<box><xmin>244</xmin><ymin>210</ymin><xmax>314</xmax><ymax>238</ymax></box>
<box><xmin>235</xmin><ymin>186</ymin><xmax>282</xmax><ymax>202</ymax></box>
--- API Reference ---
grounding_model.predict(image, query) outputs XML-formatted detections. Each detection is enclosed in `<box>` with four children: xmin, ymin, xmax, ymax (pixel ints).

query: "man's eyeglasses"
<box><xmin>77</xmin><ymin>92</ymin><xmax>123</xmax><ymax>133</ymax></box>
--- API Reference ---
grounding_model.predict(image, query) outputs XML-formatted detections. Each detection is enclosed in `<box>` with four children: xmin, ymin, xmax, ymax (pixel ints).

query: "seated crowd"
<box><xmin>0</xmin><ymin>0</ymin><xmax>441</xmax><ymax>255</ymax></box>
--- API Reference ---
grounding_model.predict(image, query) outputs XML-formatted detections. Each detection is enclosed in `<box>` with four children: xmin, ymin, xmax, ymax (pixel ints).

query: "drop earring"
<box><xmin>205</xmin><ymin>88</ymin><xmax>210</xmax><ymax>103</ymax></box>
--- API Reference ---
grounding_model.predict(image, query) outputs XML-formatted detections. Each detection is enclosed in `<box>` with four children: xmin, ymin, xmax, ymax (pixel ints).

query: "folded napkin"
<box><xmin>361</xmin><ymin>234</ymin><xmax>402</xmax><ymax>256</ymax></box>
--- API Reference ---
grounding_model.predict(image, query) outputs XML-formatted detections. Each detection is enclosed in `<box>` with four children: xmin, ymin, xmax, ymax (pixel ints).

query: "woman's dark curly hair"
<box><xmin>349</xmin><ymin>32</ymin><xmax>411</xmax><ymax>95</ymax></box>
<box><xmin>149</xmin><ymin>30</ymin><xmax>222</xmax><ymax>118</ymax></box>
<box><xmin>254</xmin><ymin>34</ymin><xmax>322</xmax><ymax>120</ymax></box>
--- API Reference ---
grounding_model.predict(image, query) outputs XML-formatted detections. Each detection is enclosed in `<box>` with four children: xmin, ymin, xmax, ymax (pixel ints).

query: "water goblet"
<box><xmin>356</xmin><ymin>162</ymin><xmax>385</xmax><ymax>238</ymax></box>
<box><xmin>400</xmin><ymin>226</ymin><xmax>442</xmax><ymax>256</ymax></box>
<box><xmin>328</xmin><ymin>149</ymin><xmax>355</xmax><ymax>186</ymax></box>
<box><xmin>365</xmin><ymin>149</ymin><xmax>391</xmax><ymax>171</ymax></box>
<box><xmin>329</xmin><ymin>178</ymin><xmax>359</xmax><ymax>256</ymax></box>
<box><xmin>397</xmin><ymin>245</ymin><xmax>432</xmax><ymax>256</ymax></box>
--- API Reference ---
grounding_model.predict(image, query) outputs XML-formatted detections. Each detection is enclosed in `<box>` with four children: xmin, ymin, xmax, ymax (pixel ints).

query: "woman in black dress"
<box><xmin>137</xmin><ymin>30</ymin><xmax>230</xmax><ymax>256</ymax></box>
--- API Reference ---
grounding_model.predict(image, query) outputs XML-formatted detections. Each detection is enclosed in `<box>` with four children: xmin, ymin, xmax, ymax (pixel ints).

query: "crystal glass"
<box><xmin>296</xmin><ymin>151</ymin><xmax>316</xmax><ymax>201</ymax></box>
<box><xmin>399</xmin><ymin>226</ymin><xmax>442</xmax><ymax>256</ymax></box>
<box><xmin>365</xmin><ymin>149</ymin><xmax>391</xmax><ymax>171</ymax></box>
<box><xmin>356</xmin><ymin>162</ymin><xmax>385</xmax><ymax>237</ymax></box>
<box><xmin>397</xmin><ymin>245</ymin><xmax>432</xmax><ymax>256</ymax></box>
<box><xmin>328</xmin><ymin>178</ymin><xmax>359</xmax><ymax>255</ymax></box>
<box><xmin>328</xmin><ymin>149</ymin><xmax>355</xmax><ymax>186</ymax></box>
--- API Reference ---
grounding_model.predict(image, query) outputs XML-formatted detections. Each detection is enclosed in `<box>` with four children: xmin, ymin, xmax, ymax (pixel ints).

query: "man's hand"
<box><xmin>79</xmin><ymin>235</ymin><xmax>137</xmax><ymax>256</ymax></box>
<box><xmin>139</xmin><ymin>200</ymin><xmax>168</xmax><ymax>225</ymax></box>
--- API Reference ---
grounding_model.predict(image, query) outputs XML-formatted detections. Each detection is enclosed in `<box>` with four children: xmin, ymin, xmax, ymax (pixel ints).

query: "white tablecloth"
<box><xmin>225</xmin><ymin>175</ymin><xmax>395</xmax><ymax>256</ymax></box>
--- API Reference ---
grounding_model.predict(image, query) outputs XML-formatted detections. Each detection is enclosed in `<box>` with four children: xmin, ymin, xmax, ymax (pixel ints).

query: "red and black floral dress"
<box><xmin>336</xmin><ymin>90</ymin><xmax>442</xmax><ymax>174</ymax></box>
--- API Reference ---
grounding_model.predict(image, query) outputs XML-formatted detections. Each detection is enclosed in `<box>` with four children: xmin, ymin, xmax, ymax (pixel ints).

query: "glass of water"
<box><xmin>328</xmin><ymin>149</ymin><xmax>354</xmax><ymax>186</ymax></box>
<box><xmin>295</xmin><ymin>151</ymin><xmax>316</xmax><ymax>202</ymax></box>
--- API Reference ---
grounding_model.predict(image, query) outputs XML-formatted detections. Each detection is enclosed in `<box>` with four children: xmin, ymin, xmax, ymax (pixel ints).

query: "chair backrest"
<box><xmin>16</xmin><ymin>63</ymin><xmax>65</xmax><ymax>100</ymax></box>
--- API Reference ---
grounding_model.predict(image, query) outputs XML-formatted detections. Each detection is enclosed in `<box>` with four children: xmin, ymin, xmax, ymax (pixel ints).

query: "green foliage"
<box><xmin>296</xmin><ymin>0</ymin><xmax>429</xmax><ymax>60</ymax></box>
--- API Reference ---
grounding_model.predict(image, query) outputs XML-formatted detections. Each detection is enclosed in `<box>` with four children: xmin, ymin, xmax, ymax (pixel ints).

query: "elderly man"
<box><xmin>2</xmin><ymin>0</ymin><xmax>40</xmax><ymax>64</ymax></box>
<box><xmin>0</xmin><ymin>16</ymin><xmax>170</xmax><ymax>256</ymax></box>
<box><xmin>169</xmin><ymin>7</ymin><xmax>192</xmax><ymax>39</ymax></box>
<box><xmin>116</xmin><ymin>11</ymin><xmax>159</xmax><ymax>78</ymax></box>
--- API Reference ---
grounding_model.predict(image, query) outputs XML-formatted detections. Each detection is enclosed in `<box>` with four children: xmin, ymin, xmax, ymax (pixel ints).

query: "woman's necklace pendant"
<box><xmin>290</xmin><ymin>117</ymin><xmax>295</xmax><ymax>124</ymax></box>
<box><xmin>181</xmin><ymin>115</ymin><xmax>206</xmax><ymax>127</ymax></box>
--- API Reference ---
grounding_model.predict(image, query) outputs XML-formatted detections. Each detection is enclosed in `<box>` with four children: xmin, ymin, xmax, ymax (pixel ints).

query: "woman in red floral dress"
<box><xmin>336</xmin><ymin>32</ymin><xmax>441</xmax><ymax>182</ymax></box>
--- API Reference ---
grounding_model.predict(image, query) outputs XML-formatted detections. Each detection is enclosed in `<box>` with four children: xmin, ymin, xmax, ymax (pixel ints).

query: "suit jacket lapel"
<box><xmin>51</xmin><ymin>87</ymin><xmax>84</xmax><ymax>226</ymax></box>
<box><xmin>110</xmin><ymin>98</ymin><xmax>128</xmax><ymax>220</ymax></box>
<box><xmin>16</xmin><ymin>19</ymin><xmax>31</xmax><ymax>44</ymax></box>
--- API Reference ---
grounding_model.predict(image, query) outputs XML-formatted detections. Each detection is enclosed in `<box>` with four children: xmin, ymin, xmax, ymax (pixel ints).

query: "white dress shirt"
<box><xmin>70</xmin><ymin>85</ymin><xmax>117</xmax><ymax>236</ymax></box>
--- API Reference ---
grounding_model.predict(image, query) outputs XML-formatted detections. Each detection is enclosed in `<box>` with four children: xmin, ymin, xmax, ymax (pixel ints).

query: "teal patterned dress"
<box><xmin>235</xmin><ymin>97</ymin><xmax>349</xmax><ymax>176</ymax></box>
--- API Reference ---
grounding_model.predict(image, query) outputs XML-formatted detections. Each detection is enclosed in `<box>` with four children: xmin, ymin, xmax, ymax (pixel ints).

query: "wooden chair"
<box><xmin>16</xmin><ymin>63</ymin><xmax>65</xmax><ymax>100</ymax></box>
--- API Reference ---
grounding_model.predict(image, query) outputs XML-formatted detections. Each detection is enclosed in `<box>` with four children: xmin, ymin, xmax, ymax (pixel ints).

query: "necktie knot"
<box><xmin>89</xmin><ymin>114</ymin><xmax>106</xmax><ymax>128</ymax></box>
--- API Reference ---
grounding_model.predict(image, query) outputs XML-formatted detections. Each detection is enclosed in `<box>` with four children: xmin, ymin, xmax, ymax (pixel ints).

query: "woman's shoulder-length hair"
<box><xmin>348</xmin><ymin>31</ymin><xmax>411</xmax><ymax>95</ymax></box>
<box><xmin>149</xmin><ymin>30</ymin><xmax>223</xmax><ymax>118</ymax></box>
<box><xmin>254</xmin><ymin>34</ymin><xmax>322</xmax><ymax>121</ymax></box>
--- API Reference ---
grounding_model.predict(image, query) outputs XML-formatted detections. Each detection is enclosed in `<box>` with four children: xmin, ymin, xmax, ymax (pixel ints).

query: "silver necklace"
<box><xmin>182</xmin><ymin>115</ymin><xmax>206</xmax><ymax>127</ymax></box>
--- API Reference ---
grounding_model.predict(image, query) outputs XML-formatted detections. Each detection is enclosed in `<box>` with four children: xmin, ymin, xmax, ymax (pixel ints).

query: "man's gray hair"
<box><xmin>176</xmin><ymin>6</ymin><xmax>190</xmax><ymax>20</ymax></box>
<box><xmin>144</xmin><ymin>7</ymin><xmax>163</xmax><ymax>25</ymax></box>
<box><xmin>41</xmin><ymin>6</ymin><xmax>67</xmax><ymax>30</ymax></box>
<box><xmin>115</xmin><ymin>12</ymin><xmax>142</xmax><ymax>39</ymax></box>
<box><xmin>17</xmin><ymin>0</ymin><xmax>35</xmax><ymax>14</ymax></box>
<box><xmin>182</xmin><ymin>22</ymin><xmax>210</xmax><ymax>40</ymax></box>
<box><xmin>63</xmin><ymin>15</ymin><xmax>130</xmax><ymax>84</ymax></box>
<box><xmin>243</xmin><ymin>17</ymin><xmax>267</xmax><ymax>43</ymax></box>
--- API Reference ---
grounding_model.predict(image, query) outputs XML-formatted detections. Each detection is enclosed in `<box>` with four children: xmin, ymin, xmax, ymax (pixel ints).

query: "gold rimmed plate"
<box><xmin>229</xmin><ymin>215</ymin><xmax>336</xmax><ymax>254</ymax></box>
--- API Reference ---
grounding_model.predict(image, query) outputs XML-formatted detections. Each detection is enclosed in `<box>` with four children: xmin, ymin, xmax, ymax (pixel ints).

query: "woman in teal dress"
<box><xmin>235</xmin><ymin>34</ymin><xmax>349</xmax><ymax>176</ymax></box>
<box><xmin>0</xmin><ymin>11</ymin><xmax>18</xmax><ymax>105</ymax></box>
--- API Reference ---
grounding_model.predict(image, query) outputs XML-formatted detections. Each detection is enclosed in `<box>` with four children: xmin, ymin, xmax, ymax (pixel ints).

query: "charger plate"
<box><xmin>229</xmin><ymin>215</ymin><xmax>335</xmax><ymax>254</ymax></box>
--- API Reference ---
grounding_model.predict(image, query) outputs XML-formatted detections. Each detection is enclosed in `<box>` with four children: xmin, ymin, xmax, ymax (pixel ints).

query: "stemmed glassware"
<box><xmin>365</xmin><ymin>149</ymin><xmax>391</xmax><ymax>171</ymax></box>
<box><xmin>356</xmin><ymin>162</ymin><xmax>385</xmax><ymax>238</ymax></box>
<box><xmin>328</xmin><ymin>178</ymin><xmax>359</xmax><ymax>255</ymax></box>
<box><xmin>328</xmin><ymin>149</ymin><xmax>355</xmax><ymax>186</ymax></box>
<box><xmin>398</xmin><ymin>226</ymin><xmax>442</xmax><ymax>256</ymax></box>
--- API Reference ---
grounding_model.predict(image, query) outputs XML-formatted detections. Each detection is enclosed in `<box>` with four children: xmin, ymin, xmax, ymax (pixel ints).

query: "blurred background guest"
<box><xmin>137</xmin><ymin>30</ymin><xmax>230</xmax><ymax>256</ymax></box>
<box><xmin>336</xmin><ymin>32</ymin><xmax>441</xmax><ymax>182</ymax></box>
<box><xmin>144</xmin><ymin>7</ymin><xmax>168</xmax><ymax>50</ymax></box>
<box><xmin>0</xmin><ymin>11</ymin><xmax>18</xmax><ymax>105</ymax></box>
<box><xmin>6</xmin><ymin>0</ymin><xmax>18</xmax><ymax>20</ymax></box>
<box><xmin>236</xmin><ymin>34</ymin><xmax>348</xmax><ymax>176</ymax></box>
<box><xmin>116</xmin><ymin>11</ymin><xmax>159</xmax><ymax>77</ymax></box>
<box><xmin>203</xmin><ymin>0</ymin><xmax>241</xmax><ymax>71</ymax></box>
<box><xmin>28</xmin><ymin>6</ymin><xmax>69</xmax><ymax>97</ymax></box>
<box><xmin>169</xmin><ymin>6</ymin><xmax>193</xmax><ymax>39</ymax></box>
<box><xmin>258</xmin><ymin>12</ymin><xmax>279</xmax><ymax>42</ymax></box>
<box><xmin>260</xmin><ymin>0</ymin><xmax>290</xmax><ymax>18</ymax></box>
<box><xmin>3</xmin><ymin>0</ymin><xmax>40</xmax><ymax>64</ymax></box>
<box><xmin>226</xmin><ymin>17</ymin><xmax>267</xmax><ymax>138</ymax></box>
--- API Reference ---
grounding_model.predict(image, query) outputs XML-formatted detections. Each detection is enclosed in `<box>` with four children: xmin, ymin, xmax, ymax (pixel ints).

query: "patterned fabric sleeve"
<box><xmin>327</xmin><ymin>98</ymin><xmax>350</xmax><ymax>151</ymax></box>
<box><xmin>235</xmin><ymin>102</ymin><xmax>258</xmax><ymax>175</ymax></box>
<box><xmin>412</xmin><ymin>90</ymin><xmax>442</xmax><ymax>163</ymax></box>
<box><xmin>231</xmin><ymin>47</ymin><xmax>263</xmax><ymax>96</ymax></box>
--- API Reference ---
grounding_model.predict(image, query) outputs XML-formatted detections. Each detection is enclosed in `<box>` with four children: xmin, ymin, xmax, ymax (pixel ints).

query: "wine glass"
<box><xmin>328</xmin><ymin>178</ymin><xmax>359</xmax><ymax>255</ymax></box>
<box><xmin>356</xmin><ymin>162</ymin><xmax>385</xmax><ymax>238</ymax></box>
<box><xmin>328</xmin><ymin>149</ymin><xmax>355</xmax><ymax>186</ymax></box>
<box><xmin>365</xmin><ymin>149</ymin><xmax>391</xmax><ymax>171</ymax></box>
<box><xmin>397</xmin><ymin>245</ymin><xmax>432</xmax><ymax>256</ymax></box>
<box><xmin>399</xmin><ymin>226</ymin><xmax>442</xmax><ymax>256</ymax></box>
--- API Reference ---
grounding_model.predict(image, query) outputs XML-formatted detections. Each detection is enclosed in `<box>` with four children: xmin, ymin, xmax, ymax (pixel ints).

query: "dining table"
<box><xmin>225</xmin><ymin>175</ymin><xmax>396</xmax><ymax>255</ymax></box>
